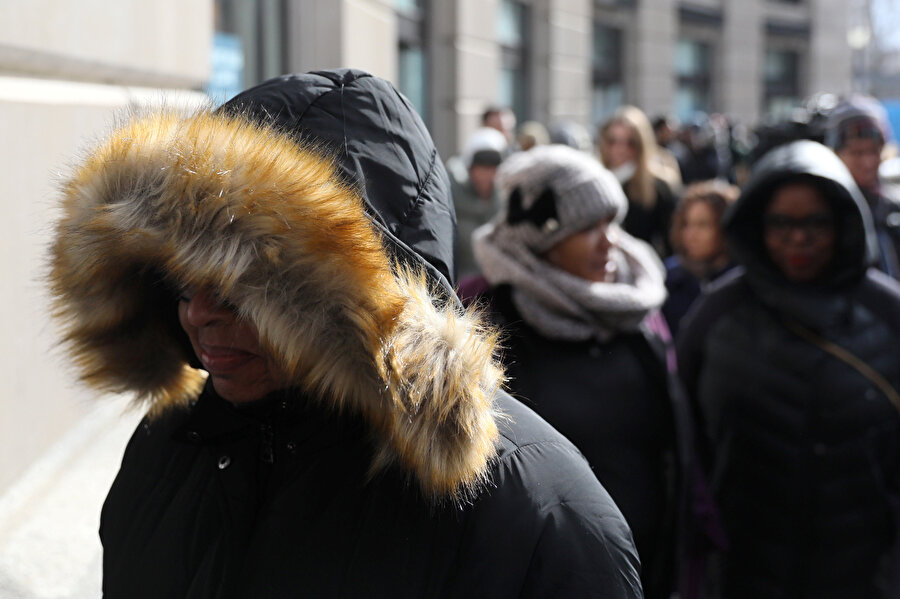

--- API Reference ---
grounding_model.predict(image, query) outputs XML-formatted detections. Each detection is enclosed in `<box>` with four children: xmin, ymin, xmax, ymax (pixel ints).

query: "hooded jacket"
<box><xmin>678</xmin><ymin>141</ymin><xmax>900</xmax><ymax>599</ymax></box>
<box><xmin>48</xmin><ymin>70</ymin><xmax>642</xmax><ymax>598</ymax></box>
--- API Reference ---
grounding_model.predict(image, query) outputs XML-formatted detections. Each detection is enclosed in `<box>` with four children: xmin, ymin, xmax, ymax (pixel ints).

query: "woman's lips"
<box><xmin>788</xmin><ymin>255</ymin><xmax>814</xmax><ymax>268</ymax></box>
<box><xmin>199</xmin><ymin>345</ymin><xmax>256</xmax><ymax>373</ymax></box>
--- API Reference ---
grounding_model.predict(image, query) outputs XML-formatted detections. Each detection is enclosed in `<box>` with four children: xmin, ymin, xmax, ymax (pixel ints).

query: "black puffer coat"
<box><xmin>678</xmin><ymin>141</ymin><xmax>900</xmax><ymax>599</ymax></box>
<box><xmin>49</xmin><ymin>70</ymin><xmax>642</xmax><ymax>598</ymax></box>
<box><xmin>459</xmin><ymin>279</ymin><xmax>700</xmax><ymax>599</ymax></box>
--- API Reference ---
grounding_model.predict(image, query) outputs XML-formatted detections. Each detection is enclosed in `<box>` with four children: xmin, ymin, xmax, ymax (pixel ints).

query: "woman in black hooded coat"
<box><xmin>47</xmin><ymin>70</ymin><xmax>642</xmax><ymax>598</ymax></box>
<box><xmin>678</xmin><ymin>140</ymin><xmax>900</xmax><ymax>598</ymax></box>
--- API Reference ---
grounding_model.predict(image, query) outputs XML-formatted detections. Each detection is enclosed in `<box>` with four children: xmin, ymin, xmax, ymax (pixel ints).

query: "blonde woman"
<box><xmin>599</xmin><ymin>105</ymin><xmax>679</xmax><ymax>257</ymax></box>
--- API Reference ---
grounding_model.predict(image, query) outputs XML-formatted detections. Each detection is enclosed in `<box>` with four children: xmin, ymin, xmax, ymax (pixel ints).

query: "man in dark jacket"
<box><xmin>678</xmin><ymin>140</ymin><xmax>900</xmax><ymax>599</ymax></box>
<box><xmin>47</xmin><ymin>70</ymin><xmax>643</xmax><ymax>598</ymax></box>
<box><xmin>826</xmin><ymin>95</ymin><xmax>900</xmax><ymax>279</ymax></box>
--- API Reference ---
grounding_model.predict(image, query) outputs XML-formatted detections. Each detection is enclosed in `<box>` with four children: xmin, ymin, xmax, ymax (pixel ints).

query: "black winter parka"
<box><xmin>49</xmin><ymin>70</ymin><xmax>643</xmax><ymax>598</ymax></box>
<box><xmin>101</xmin><ymin>384</ymin><xmax>639</xmax><ymax>598</ymax></box>
<box><xmin>678</xmin><ymin>141</ymin><xmax>900</xmax><ymax>599</ymax></box>
<box><xmin>459</xmin><ymin>280</ymin><xmax>701</xmax><ymax>599</ymax></box>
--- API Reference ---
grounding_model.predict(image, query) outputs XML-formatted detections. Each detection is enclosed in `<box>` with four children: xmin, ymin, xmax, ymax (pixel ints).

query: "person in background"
<box><xmin>463</xmin><ymin>144</ymin><xmax>700</xmax><ymax>599</ymax></box>
<box><xmin>598</xmin><ymin>106</ymin><xmax>679</xmax><ymax>257</ymax></box>
<box><xmin>677</xmin><ymin>113</ymin><xmax>736</xmax><ymax>186</ymax></box>
<box><xmin>447</xmin><ymin>126</ymin><xmax>509</xmax><ymax>278</ymax></box>
<box><xmin>516</xmin><ymin>120</ymin><xmax>550</xmax><ymax>152</ymax></box>
<box><xmin>549</xmin><ymin>120</ymin><xmax>594</xmax><ymax>153</ymax></box>
<box><xmin>826</xmin><ymin>94</ymin><xmax>900</xmax><ymax>279</ymax></box>
<box><xmin>482</xmin><ymin>105</ymin><xmax>517</xmax><ymax>149</ymax></box>
<box><xmin>650</xmin><ymin>114</ymin><xmax>685</xmax><ymax>192</ymax></box>
<box><xmin>678</xmin><ymin>140</ymin><xmax>900</xmax><ymax>599</ymax></box>
<box><xmin>663</xmin><ymin>180</ymin><xmax>739</xmax><ymax>337</ymax></box>
<box><xmin>49</xmin><ymin>69</ymin><xmax>644</xmax><ymax>599</ymax></box>
<box><xmin>652</xmin><ymin>114</ymin><xmax>679</xmax><ymax>150</ymax></box>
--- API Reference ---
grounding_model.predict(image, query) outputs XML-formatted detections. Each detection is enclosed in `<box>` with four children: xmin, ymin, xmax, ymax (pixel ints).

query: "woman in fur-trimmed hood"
<box><xmin>48</xmin><ymin>70</ymin><xmax>642</xmax><ymax>598</ymax></box>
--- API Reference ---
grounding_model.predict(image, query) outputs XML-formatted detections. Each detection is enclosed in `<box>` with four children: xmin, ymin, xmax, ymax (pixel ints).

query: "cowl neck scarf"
<box><xmin>473</xmin><ymin>223</ymin><xmax>667</xmax><ymax>342</ymax></box>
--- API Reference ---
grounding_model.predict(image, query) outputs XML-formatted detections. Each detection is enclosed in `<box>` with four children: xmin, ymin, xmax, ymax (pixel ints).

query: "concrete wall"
<box><xmin>533</xmin><ymin>0</ymin><xmax>593</xmax><ymax>127</ymax></box>
<box><xmin>721</xmin><ymin>0</ymin><xmax>763</xmax><ymax>124</ymax></box>
<box><xmin>0</xmin><ymin>0</ymin><xmax>210</xmax><ymax>87</ymax></box>
<box><xmin>288</xmin><ymin>0</ymin><xmax>343</xmax><ymax>72</ymax></box>
<box><xmin>0</xmin><ymin>0</ymin><xmax>212</xmax><ymax>494</ymax></box>
<box><xmin>288</xmin><ymin>0</ymin><xmax>397</xmax><ymax>81</ymax></box>
<box><xmin>344</xmin><ymin>0</ymin><xmax>397</xmax><ymax>81</ymax></box>
<box><xmin>809</xmin><ymin>0</ymin><xmax>853</xmax><ymax>96</ymax></box>
<box><xmin>428</xmin><ymin>0</ymin><xmax>460</xmax><ymax>160</ymax></box>
<box><xmin>633</xmin><ymin>0</ymin><xmax>676</xmax><ymax>118</ymax></box>
<box><xmin>455</xmin><ymin>0</ymin><xmax>502</xmax><ymax>148</ymax></box>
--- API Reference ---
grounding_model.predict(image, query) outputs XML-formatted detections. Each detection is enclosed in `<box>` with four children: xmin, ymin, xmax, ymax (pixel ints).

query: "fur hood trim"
<box><xmin>49</xmin><ymin>110</ymin><xmax>503</xmax><ymax>499</ymax></box>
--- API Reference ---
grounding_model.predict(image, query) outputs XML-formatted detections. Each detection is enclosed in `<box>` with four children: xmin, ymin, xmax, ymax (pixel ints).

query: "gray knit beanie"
<box><xmin>493</xmin><ymin>144</ymin><xmax>628</xmax><ymax>253</ymax></box>
<box><xmin>825</xmin><ymin>95</ymin><xmax>890</xmax><ymax>150</ymax></box>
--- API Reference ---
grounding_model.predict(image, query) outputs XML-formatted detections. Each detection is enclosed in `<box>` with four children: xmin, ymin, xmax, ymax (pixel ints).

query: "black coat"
<box><xmin>461</xmin><ymin>282</ymin><xmax>698</xmax><ymax>599</ymax></box>
<box><xmin>863</xmin><ymin>187</ymin><xmax>900</xmax><ymax>279</ymax></box>
<box><xmin>49</xmin><ymin>70</ymin><xmax>643</xmax><ymax>598</ymax></box>
<box><xmin>678</xmin><ymin>141</ymin><xmax>900</xmax><ymax>599</ymax></box>
<box><xmin>101</xmin><ymin>384</ymin><xmax>641</xmax><ymax>598</ymax></box>
<box><xmin>662</xmin><ymin>256</ymin><xmax>735</xmax><ymax>339</ymax></box>
<box><xmin>621</xmin><ymin>177</ymin><xmax>677</xmax><ymax>258</ymax></box>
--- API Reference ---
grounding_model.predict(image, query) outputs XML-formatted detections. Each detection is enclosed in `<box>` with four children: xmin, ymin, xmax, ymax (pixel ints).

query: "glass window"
<box><xmin>207</xmin><ymin>32</ymin><xmax>245</xmax><ymax>105</ymax></box>
<box><xmin>592</xmin><ymin>23</ymin><xmax>623</xmax><ymax>124</ymax></box>
<box><xmin>675</xmin><ymin>38</ymin><xmax>712</xmax><ymax>120</ymax></box>
<box><xmin>396</xmin><ymin>0</ymin><xmax>428</xmax><ymax>121</ymax></box>
<box><xmin>212</xmin><ymin>0</ymin><xmax>286</xmax><ymax>96</ymax></box>
<box><xmin>497</xmin><ymin>0</ymin><xmax>530</xmax><ymax>121</ymax></box>
<box><xmin>395</xmin><ymin>0</ymin><xmax>422</xmax><ymax>10</ymax></box>
<box><xmin>764</xmin><ymin>49</ymin><xmax>800</xmax><ymax>118</ymax></box>
<box><xmin>497</xmin><ymin>0</ymin><xmax>525</xmax><ymax>47</ymax></box>
<box><xmin>399</xmin><ymin>46</ymin><xmax>426</xmax><ymax>116</ymax></box>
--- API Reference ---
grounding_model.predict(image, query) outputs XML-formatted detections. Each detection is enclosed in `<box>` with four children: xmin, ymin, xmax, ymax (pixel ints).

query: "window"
<box><xmin>208</xmin><ymin>31</ymin><xmax>244</xmax><ymax>105</ymax></box>
<box><xmin>764</xmin><ymin>49</ymin><xmax>800</xmax><ymax>118</ymax></box>
<box><xmin>675</xmin><ymin>38</ymin><xmax>712</xmax><ymax>121</ymax></box>
<box><xmin>396</xmin><ymin>0</ymin><xmax>428</xmax><ymax>121</ymax></box>
<box><xmin>592</xmin><ymin>23</ymin><xmax>624</xmax><ymax>124</ymax></box>
<box><xmin>212</xmin><ymin>0</ymin><xmax>287</xmax><ymax>100</ymax></box>
<box><xmin>497</xmin><ymin>0</ymin><xmax>530</xmax><ymax>121</ymax></box>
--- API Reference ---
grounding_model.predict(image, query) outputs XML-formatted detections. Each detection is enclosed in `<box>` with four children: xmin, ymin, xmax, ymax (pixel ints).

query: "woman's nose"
<box><xmin>596</xmin><ymin>224</ymin><xmax>616</xmax><ymax>250</ymax></box>
<box><xmin>183</xmin><ymin>288</ymin><xmax>235</xmax><ymax>328</ymax></box>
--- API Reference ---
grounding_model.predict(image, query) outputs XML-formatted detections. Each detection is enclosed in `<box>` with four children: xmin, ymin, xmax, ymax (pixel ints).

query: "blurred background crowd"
<box><xmin>450</xmin><ymin>91</ymin><xmax>900</xmax><ymax>598</ymax></box>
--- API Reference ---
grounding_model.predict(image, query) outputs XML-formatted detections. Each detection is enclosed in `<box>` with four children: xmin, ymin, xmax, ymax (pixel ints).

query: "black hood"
<box><xmin>724</xmin><ymin>140</ymin><xmax>878</xmax><ymax>291</ymax></box>
<box><xmin>219</xmin><ymin>69</ymin><xmax>457</xmax><ymax>291</ymax></box>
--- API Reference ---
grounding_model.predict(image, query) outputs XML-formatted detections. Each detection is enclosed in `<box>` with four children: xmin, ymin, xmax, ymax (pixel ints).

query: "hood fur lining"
<box><xmin>49</xmin><ymin>110</ymin><xmax>502</xmax><ymax>500</ymax></box>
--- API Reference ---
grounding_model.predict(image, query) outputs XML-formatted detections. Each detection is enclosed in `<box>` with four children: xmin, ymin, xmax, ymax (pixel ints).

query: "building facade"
<box><xmin>214</xmin><ymin>0</ymin><xmax>852</xmax><ymax>158</ymax></box>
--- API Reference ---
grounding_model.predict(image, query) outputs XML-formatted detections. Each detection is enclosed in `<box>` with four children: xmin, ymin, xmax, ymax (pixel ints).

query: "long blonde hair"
<box><xmin>598</xmin><ymin>105</ymin><xmax>660</xmax><ymax>209</ymax></box>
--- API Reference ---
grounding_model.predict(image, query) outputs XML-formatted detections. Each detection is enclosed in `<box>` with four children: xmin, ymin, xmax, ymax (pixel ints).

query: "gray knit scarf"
<box><xmin>472</xmin><ymin>223</ymin><xmax>667</xmax><ymax>342</ymax></box>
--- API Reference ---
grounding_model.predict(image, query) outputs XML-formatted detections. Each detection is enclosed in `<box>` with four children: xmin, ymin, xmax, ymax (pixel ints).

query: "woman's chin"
<box><xmin>210</xmin><ymin>376</ymin><xmax>275</xmax><ymax>404</ymax></box>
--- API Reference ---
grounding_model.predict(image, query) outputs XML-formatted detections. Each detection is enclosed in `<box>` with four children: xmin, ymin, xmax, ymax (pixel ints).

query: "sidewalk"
<box><xmin>0</xmin><ymin>397</ymin><xmax>141</xmax><ymax>599</ymax></box>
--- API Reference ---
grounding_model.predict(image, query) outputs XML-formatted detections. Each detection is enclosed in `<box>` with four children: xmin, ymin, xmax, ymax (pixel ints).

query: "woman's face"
<box><xmin>602</xmin><ymin>123</ymin><xmax>639</xmax><ymax>169</ymax></box>
<box><xmin>178</xmin><ymin>288</ymin><xmax>283</xmax><ymax>403</ymax></box>
<box><xmin>544</xmin><ymin>219</ymin><xmax>618</xmax><ymax>282</ymax></box>
<box><xmin>763</xmin><ymin>182</ymin><xmax>836</xmax><ymax>283</ymax></box>
<box><xmin>681</xmin><ymin>201</ymin><xmax>724</xmax><ymax>263</ymax></box>
<box><xmin>836</xmin><ymin>137</ymin><xmax>882</xmax><ymax>191</ymax></box>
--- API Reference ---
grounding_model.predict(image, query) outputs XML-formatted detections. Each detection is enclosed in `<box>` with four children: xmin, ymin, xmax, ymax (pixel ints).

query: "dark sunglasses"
<box><xmin>763</xmin><ymin>213</ymin><xmax>834</xmax><ymax>237</ymax></box>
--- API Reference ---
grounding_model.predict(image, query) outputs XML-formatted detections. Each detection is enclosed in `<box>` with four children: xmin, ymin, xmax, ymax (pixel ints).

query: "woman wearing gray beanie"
<box><xmin>460</xmin><ymin>144</ymin><xmax>706</xmax><ymax>599</ymax></box>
